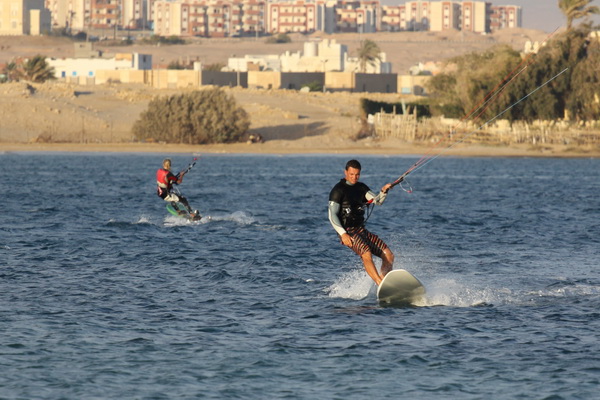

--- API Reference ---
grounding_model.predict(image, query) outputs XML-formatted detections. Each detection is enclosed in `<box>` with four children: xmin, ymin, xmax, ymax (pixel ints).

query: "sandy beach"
<box><xmin>1</xmin><ymin>31</ymin><xmax>598</xmax><ymax>157</ymax></box>
<box><xmin>3</xmin><ymin>138</ymin><xmax>598</xmax><ymax>158</ymax></box>
<box><xmin>1</xmin><ymin>80</ymin><xmax>598</xmax><ymax>158</ymax></box>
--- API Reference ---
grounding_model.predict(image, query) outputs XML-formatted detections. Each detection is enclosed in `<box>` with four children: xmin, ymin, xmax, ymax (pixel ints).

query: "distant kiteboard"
<box><xmin>377</xmin><ymin>269</ymin><xmax>426</xmax><ymax>306</ymax></box>
<box><xmin>166</xmin><ymin>203</ymin><xmax>202</xmax><ymax>222</ymax></box>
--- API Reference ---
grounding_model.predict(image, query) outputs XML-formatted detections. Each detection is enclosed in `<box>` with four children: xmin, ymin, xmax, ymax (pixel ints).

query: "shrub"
<box><xmin>139</xmin><ymin>35</ymin><xmax>186</xmax><ymax>45</ymax></box>
<box><xmin>266</xmin><ymin>33</ymin><xmax>291</xmax><ymax>44</ymax></box>
<box><xmin>204</xmin><ymin>63</ymin><xmax>226</xmax><ymax>71</ymax></box>
<box><xmin>3</xmin><ymin>55</ymin><xmax>56</xmax><ymax>83</ymax></box>
<box><xmin>132</xmin><ymin>88</ymin><xmax>250</xmax><ymax>144</ymax></box>
<box><xmin>302</xmin><ymin>81</ymin><xmax>323</xmax><ymax>92</ymax></box>
<box><xmin>360</xmin><ymin>98</ymin><xmax>431</xmax><ymax>119</ymax></box>
<box><xmin>424</xmin><ymin>28</ymin><xmax>600</xmax><ymax>121</ymax></box>
<box><xmin>167</xmin><ymin>61</ymin><xmax>186</xmax><ymax>70</ymax></box>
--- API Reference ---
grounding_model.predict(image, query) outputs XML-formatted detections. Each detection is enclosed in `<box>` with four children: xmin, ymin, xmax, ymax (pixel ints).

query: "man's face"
<box><xmin>344</xmin><ymin>167</ymin><xmax>361</xmax><ymax>185</ymax></box>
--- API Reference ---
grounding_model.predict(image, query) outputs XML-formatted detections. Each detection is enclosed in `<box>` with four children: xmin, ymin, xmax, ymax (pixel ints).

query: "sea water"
<box><xmin>1</xmin><ymin>153</ymin><xmax>599</xmax><ymax>399</ymax></box>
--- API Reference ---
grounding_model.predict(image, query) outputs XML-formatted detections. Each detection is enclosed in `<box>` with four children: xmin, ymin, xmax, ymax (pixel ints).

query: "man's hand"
<box><xmin>381</xmin><ymin>183</ymin><xmax>393</xmax><ymax>193</ymax></box>
<box><xmin>341</xmin><ymin>233</ymin><xmax>353</xmax><ymax>248</ymax></box>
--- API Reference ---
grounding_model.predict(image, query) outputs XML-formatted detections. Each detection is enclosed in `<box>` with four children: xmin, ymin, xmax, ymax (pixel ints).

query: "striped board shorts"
<box><xmin>344</xmin><ymin>226</ymin><xmax>389</xmax><ymax>258</ymax></box>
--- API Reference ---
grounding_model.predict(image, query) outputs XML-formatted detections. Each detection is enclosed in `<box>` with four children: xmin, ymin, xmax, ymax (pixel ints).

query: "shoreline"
<box><xmin>1</xmin><ymin>141</ymin><xmax>598</xmax><ymax>158</ymax></box>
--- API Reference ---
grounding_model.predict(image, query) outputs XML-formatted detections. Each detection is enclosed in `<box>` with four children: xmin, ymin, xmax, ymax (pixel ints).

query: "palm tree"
<box><xmin>558</xmin><ymin>0</ymin><xmax>600</xmax><ymax>30</ymax></box>
<box><xmin>2</xmin><ymin>61</ymin><xmax>20</xmax><ymax>82</ymax></box>
<box><xmin>20</xmin><ymin>55</ymin><xmax>55</xmax><ymax>83</ymax></box>
<box><xmin>356</xmin><ymin>39</ymin><xmax>382</xmax><ymax>73</ymax></box>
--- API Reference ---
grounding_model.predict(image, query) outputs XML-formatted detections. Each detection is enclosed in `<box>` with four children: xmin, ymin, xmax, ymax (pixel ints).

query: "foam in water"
<box><xmin>136</xmin><ymin>216</ymin><xmax>151</xmax><ymax>224</ymax></box>
<box><xmin>162</xmin><ymin>211</ymin><xmax>254</xmax><ymax>227</ymax></box>
<box><xmin>423</xmin><ymin>277</ymin><xmax>504</xmax><ymax>307</ymax></box>
<box><xmin>328</xmin><ymin>268</ymin><xmax>374</xmax><ymax>300</ymax></box>
<box><xmin>206</xmin><ymin>211</ymin><xmax>256</xmax><ymax>224</ymax></box>
<box><xmin>163</xmin><ymin>215</ymin><xmax>195</xmax><ymax>227</ymax></box>
<box><xmin>328</xmin><ymin>268</ymin><xmax>519</xmax><ymax>307</ymax></box>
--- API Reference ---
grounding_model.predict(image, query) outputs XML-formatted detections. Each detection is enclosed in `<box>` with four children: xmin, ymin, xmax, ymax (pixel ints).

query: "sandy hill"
<box><xmin>0</xmin><ymin>28</ymin><xmax>551</xmax><ymax>73</ymax></box>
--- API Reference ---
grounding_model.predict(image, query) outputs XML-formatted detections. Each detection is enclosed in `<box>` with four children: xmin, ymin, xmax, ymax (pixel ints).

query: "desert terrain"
<box><xmin>0</xmin><ymin>29</ymin><xmax>552</xmax><ymax>73</ymax></box>
<box><xmin>1</xmin><ymin>29</ymin><xmax>598</xmax><ymax>157</ymax></box>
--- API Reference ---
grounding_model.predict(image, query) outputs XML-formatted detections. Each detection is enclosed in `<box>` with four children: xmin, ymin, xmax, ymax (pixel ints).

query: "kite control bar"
<box><xmin>176</xmin><ymin>157</ymin><xmax>198</xmax><ymax>179</ymax></box>
<box><xmin>388</xmin><ymin>173</ymin><xmax>412</xmax><ymax>194</ymax></box>
<box><xmin>390</xmin><ymin>175</ymin><xmax>405</xmax><ymax>189</ymax></box>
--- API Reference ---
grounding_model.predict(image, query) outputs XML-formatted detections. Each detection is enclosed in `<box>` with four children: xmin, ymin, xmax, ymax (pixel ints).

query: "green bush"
<box><xmin>302</xmin><ymin>81</ymin><xmax>323</xmax><ymax>92</ymax></box>
<box><xmin>425</xmin><ymin>45</ymin><xmax>522</xmax><ymax>119</ymax></box>
<box><xmin>132</xmin><ymin>88</ymin><xmax>250</xmax><ymax>144</ymax></box>
<box><xmin>360</xmin><ymin>98</ymin><xmax>431</xmax><ymax>119</ymax></box>
<box><xmin>424</xmin><ymin>27</ymin><xmax>600</xmax><ymax>121</ymax></box>
<box><xmin>204</xmin><ymin>63</ymin><xmax>226</xmax><ymax>71</ymax></box>
<box><xmin>139</xmin><ymin>35</ymin><xmax>186</xmax><ymax>45</ymax></box>
<box><xmin>266</xmin><ymin>33</ymin><xmax>291</xmax><ymax>44</ymax></box>
<box><xmin>2</xmin><ymin>55</ymin><xmax>55</xmax><ymax>83</ymax></box>
<box><xmin>167</xmin><ymin>61</ymin><xmax>186</xmax><ymax>70</ymax></box>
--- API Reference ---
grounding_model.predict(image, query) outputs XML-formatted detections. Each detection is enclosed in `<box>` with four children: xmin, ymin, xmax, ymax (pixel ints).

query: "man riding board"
<box><xmin>328</xmin><ymin>159</ymin><xmax>394</xmax><ymax>285</ymax></box>
<box><xmin>156</xmin><ymin>158</ymin><xmax>200</xmax><ymax>219</ymax></box>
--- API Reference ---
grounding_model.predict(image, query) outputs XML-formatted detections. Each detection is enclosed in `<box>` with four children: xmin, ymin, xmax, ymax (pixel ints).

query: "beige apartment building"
<box><xmin>45</xmin><ymin>0</ymin><xmax>85</xmax><ymax>31</ymax></box>
<box><xmin>381</xmin><ymin>1</ymin><xmax>520</xmax><ymax>34</ymax></box>
<box><xmin>335</xmin><ymin>0</ymin><xmax>378</xmax><ymax>33</ymax></box>
<box><xmin>490</xmin><ymin>4</ymin><xmax>522</xmax><ymax>30</ymax></box>
<box><xmin>152</xmin><ymin>0</ymin><xmax>386</xmax><ymax>37</ymax></box>
<box><xmin>8</xmin><ymin>0</ymin><xmax>522</xmax><ymax>37</ymax></box>
<box><xmin>0</xmin><ymin>0</ymin><xmax>51</xmax><ymax>35</ymax></box>
<box><xmin>45</xmin><ymin>0</ymin><xmax>147</xmax><ymax>31</ymax></box>
<box><xmin>429</xmin><ymin>1</ymin><xmax>461</xmax><ymax>31</ymax></box>
<box><xmin>266</xmin><ymin>0</ymin><xmax>328</xmax><ymax>34</ymax></box>
<box><xmin>154</xmin><ymin>0</ymin><xmax>266</xmax><ymax>37</ymax></box>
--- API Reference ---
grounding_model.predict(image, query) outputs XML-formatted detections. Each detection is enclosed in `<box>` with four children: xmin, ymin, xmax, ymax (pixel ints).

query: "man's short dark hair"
<box><xmin>345</xmin><ymin>159</ymin><xmax>362</xmax><ymax>171</ymax></box>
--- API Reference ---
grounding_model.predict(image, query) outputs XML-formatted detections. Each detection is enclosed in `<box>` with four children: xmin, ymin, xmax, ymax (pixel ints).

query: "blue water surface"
<box><xmin>1</xmin><ymin>153</ymin><xmax>599</xmax><ymax>399</ymax></box>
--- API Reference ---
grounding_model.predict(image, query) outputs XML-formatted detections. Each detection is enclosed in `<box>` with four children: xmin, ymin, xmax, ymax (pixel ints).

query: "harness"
<box><xmin>340</xmin><ymin>204</ymin><xmax>366</xmax><ymax>228</ymax></box>
<box><xmin>334</xmin><ymin>180</ymin><xmax>369</xmax><ymax>229</ymax></box>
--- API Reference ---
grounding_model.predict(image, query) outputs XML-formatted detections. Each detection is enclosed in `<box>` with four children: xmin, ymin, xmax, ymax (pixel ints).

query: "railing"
<box><xmin>372</xmin><ymin>112</ymin><xmax>600</xmax><ymax>145</ymax></box>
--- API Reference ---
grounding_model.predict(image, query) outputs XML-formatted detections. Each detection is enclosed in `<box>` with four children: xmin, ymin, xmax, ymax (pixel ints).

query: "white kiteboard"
<box><xmin>377</xmin><ymin>269</ymin><xmax>426</xmax><ymax>306</ymax></box>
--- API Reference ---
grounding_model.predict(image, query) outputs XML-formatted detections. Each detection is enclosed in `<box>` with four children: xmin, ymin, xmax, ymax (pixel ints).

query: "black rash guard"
<box><xmin>329</xmin><ymin>179</ymin><xmax>370</xmax><ymax>228</ymax></box>
<box><xmin>328</xmin><ymin>179</ymin><xmax>387</xmax><ymax>235</ymax></box>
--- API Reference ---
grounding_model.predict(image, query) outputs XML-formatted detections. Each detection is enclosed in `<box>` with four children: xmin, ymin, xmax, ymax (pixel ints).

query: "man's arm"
<box><xmin>365</xmin><ymin>183</ymin><xmax>393</xmax><ymax>205</ymax></box>
<box><xmin>167</xmin><ymin>171</ymin><xmax>183</xmax><ymax>185</ymax></box>
<box><xmin>329</xmin><ymin>201</ymin><xmax>353</xmax><ymax>248</ymax></box>
<box><xmin>328</xmin><ymin>201</ymin><xmax>346</xmax><ymax>236</ymax></box>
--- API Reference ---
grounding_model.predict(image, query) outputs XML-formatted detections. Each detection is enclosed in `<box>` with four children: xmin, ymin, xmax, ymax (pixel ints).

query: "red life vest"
<box><xmin>156</xmin><ymin>168</ymin><xmax>170</xmax><ymax>188</ymax></box>
<box><xmin>156</xmin><ymin>168</ymin><xmax>173</xmax><ymax>198</ymax></box>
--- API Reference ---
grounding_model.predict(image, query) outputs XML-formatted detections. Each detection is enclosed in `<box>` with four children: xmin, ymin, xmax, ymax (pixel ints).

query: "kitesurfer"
<box><xmin>328</xmin><ymin>159</ymin><xmax>394</xmax><ymax>285</ymax></box>
<box><xmin>156</xmin><ymin>158</ymin><xmax>199</xmax><ymax>217</ymax></box>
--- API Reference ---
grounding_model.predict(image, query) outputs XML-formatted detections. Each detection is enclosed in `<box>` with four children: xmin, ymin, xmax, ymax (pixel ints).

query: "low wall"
<box><xmin>82</xmin><ymin>69</ymin><xmax>431</xmax><ymax>95</ymax></box>
<box><xmin>248</xmin><ymin>71</ymin><xmax>281</xmax><ymax>89</ymax></box>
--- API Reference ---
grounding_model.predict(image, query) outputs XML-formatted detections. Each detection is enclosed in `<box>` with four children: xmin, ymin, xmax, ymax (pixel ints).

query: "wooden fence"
<box><xmin>372</xmin><ymin>113</ymin><xmax>600</xmax><ymax>145</ymax></box>
<box><xmin>372</xmin><ymin>108</ymin><xmax>418</xmax><ymax>140</ymax></box>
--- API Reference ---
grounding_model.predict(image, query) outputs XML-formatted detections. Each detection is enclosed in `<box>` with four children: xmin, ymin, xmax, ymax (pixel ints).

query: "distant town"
<box><xmin>2</xmin><ymin>0</ymin><xmax>521</xmax><ymax>37</ymax></box>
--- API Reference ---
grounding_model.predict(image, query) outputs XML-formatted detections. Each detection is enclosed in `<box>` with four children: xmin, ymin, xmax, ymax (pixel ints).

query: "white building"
<box><xmin>226</xmin><ymin>38</ymin><xmax>390</xmax><ymax>73</ymax></box>
<box><xmin>281</xmin><ymin>39</ymin><xmax>347</xmax><ymax>72</ymax></box>
<box><xmin>47</xmin><ymin>52</ymin><xmax>152</xmax><ymax>79</ymax></box>
<box><xmin>227</xmin><ymin>54</ymin><xmax>282</xmax><ymax>72</ymax></box>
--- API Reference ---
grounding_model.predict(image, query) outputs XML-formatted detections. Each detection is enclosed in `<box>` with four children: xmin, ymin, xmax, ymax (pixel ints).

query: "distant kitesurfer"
<box><xmin>156</xmin><ymin>158</ymin><xmax>199</xmax><ymax>218</ymax></box>
<box><xmin>328</xmin><ymin>159</ymin><xmax>394</xmax><ymax>285</ymax></box>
